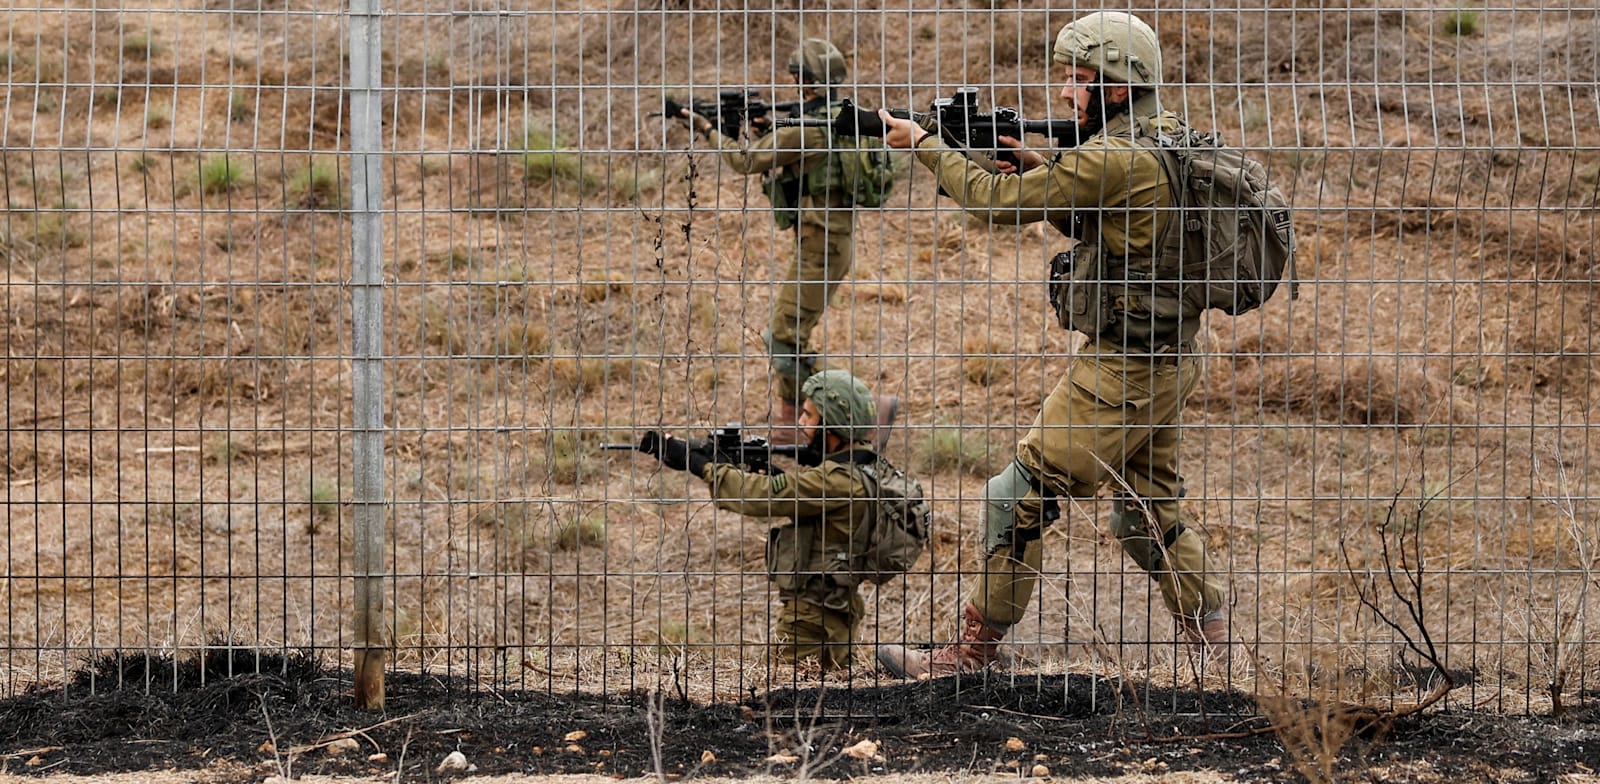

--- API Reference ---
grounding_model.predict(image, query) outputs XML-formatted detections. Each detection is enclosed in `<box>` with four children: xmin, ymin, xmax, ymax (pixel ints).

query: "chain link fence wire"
<box><xmin>3</xmin><ymin>0</ymin><xmax>1595</xmax><ymax>716</ymax></box>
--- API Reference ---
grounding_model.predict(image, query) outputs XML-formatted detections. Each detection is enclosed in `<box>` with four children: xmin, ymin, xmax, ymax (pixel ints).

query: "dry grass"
<box><xmin>2</xmin><ymin>2</ymin><xmax>1598</xmax><ymax>715</ymax></box>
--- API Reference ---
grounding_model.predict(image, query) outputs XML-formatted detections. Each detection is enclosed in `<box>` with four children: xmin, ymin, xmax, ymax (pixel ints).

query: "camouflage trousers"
<box><xmin>765</xmin><ymin>223</ymin><xmax>854</xmax><ymax>403</ymax></box>
<box><xmin>974</xmin><ymin>344</ymin><xmax>1225</xmax><ymax>627</ymax></box>
<box><xmin>772</xmin><ymin>586</ymin><xmax>866</xmax><ymax>671</ymax></box>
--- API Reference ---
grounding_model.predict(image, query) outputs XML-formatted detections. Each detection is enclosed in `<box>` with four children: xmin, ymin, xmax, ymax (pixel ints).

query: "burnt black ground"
<box><xmin>1</xmin><ymin>651</ymin><xmax>1596</xmax><ymax>782</ymax></box>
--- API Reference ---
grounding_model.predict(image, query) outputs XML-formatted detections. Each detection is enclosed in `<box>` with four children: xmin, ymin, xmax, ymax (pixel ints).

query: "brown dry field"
<box><xmin>3</xmin><ymin>0</ymin><xmax>1598</xmax><ymax>722</ymax></box>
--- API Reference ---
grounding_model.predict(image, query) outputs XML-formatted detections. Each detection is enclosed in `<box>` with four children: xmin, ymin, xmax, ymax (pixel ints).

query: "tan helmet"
<box><xmin>787</xmin><ymin>38</ymin><xmax>847</xmax><ymax>85</ymax></box>
<box><xmin>1052</xmin><ymin>11</ymin><xmax>1163</xmax><ymax>87</ymax></box>
<box><xmin>801</xmin><ymin>370</ymin><xmax>876</xmax><ymax>441</ymax></box>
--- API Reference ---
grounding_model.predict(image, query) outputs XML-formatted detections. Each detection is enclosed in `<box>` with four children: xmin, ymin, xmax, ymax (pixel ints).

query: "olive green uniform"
<box><xmin>911</xmin><ymin>92</ymin><xmax>1225</xmax><ymax>627</ymax></box>
<box><xmin>698</xmin><ymin>448</ymin><xmax>875</xmax><ymax>670</ymax></box>
<box><xmin>703</xmin><ymin>115</ymin><xmax>856</xmax><ymax>404</ymax></box>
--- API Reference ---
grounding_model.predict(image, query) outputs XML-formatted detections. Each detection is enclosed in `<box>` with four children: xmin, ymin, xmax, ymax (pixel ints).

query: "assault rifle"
<box><xmin>775</xmin><ymin>86</ymin><xmax>1083</xmax><ymax>168</ymax></box>
<box><xmin>654</xmin><ymin>90</ymin><xmax>809</xmax><ymax>139</ymax></box>
<box><xmin>603</xmin><ymin>423</ymin><xmax>806</xmax><ymax>474</ymax></box>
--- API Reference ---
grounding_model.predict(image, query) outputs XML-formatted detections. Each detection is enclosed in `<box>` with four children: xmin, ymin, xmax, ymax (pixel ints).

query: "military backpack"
<box><xmin>846</xmin><ymin>458</ymin><xmax>931</xmax><ymax>585</ymax></box>
<box><xmin>1143</xmin><ymin>121</ymin><xmax>1298</xmax><ymax>316</ymax></box>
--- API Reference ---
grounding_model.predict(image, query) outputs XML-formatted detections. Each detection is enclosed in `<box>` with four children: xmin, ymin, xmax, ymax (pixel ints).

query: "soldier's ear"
<box><xmin>1107</xmin><ymin>84</ymin><xmax>1131</xmax><ymax>104</ymax></box>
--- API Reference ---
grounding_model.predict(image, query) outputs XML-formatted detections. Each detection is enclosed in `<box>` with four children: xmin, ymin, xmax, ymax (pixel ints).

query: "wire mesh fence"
<box><xmin>3</xmin><ymin>0</ymin><xmax>1596</xmax><ymax>718</ymax></box>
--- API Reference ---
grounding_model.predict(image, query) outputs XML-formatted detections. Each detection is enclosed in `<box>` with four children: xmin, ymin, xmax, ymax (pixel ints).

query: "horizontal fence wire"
<box><xmin>2</xmin><ymin>0</ymin><xmax>1596</xmax><ymax>719</ymax></box>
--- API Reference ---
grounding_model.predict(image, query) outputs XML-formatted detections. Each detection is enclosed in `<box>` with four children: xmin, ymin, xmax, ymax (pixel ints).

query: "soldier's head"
<box><xmin>787</xmin><ymin>38</ymin><xmax>846</xmax><ymax>98</ymax></box>
<box><xmin>799</xmin><ymin>370</ymin><xmax>877</xmax><ymax>449</ymax></box>
<box><xmin>1052</xmin><ymin>12</ymin><xmax>1162</xmax><ymax>130</ymax></box>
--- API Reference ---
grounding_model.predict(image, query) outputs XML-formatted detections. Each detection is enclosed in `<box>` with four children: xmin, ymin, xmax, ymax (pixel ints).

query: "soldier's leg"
<box><xmin>1109</xmin><ymin>357</ymin><xmax>1225</xmax><ymax>630</ymax></box>
<box><xmin>816</xmin><ymin>590</ymin><xmax>867</xmax><ymax>672</ymax></box>
<box><xmin>765</xmin><ymin>225</ymin><xmax>853</xmax><ymax>403</ymax></box>
<box><xmin>773</xmin><ymin>593</ymin><xmax>829</xmax><ymax>667</ymax></box>
<box><xmin>878</xmin><ymin>360</ymin><xmax>1125</xmax><ymax>678</ymax></box>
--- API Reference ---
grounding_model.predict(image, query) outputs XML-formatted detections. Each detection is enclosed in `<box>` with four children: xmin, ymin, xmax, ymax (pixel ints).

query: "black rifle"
<box><xmin>654</xmin><ymin>90</ymin><xmax>808</xmax><ymax>139</ymax></box>
<box><xmin>775</xmin><ymin>87</ymin><xmax>1083</xmax><ymax>167</ymax></box>
<box><xmin>603</xmin><ymin>423</ymin><xmax>806</xmax><ymax>475</ymax></box>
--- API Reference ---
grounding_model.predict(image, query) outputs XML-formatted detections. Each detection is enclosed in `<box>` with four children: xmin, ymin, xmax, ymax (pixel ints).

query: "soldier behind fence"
<box><xmin>672</xmin><ymin>38</ymin><xmax>899</xmax><ymax>449</ymax></box>
<box><xmin>638</xmin><ymin>371</ymin><xmax>922</xmax><ymax>671</ymax></box>
<box><xmin>873</xmin><ymin>11</ymin><xmax>1232</xmax><ymax>677</ymax></box>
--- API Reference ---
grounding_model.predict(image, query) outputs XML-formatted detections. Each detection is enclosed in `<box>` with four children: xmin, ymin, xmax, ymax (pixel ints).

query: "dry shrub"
<box><xmin>1203</xmin><ymin>349</ymin><xmax>1467</xmax><ymax>427</ymax></box>
<box><xmin>499</xmin><ymin>321</ymin><xmax>550</xmax><ymax>357</ymax></box>
<box><xmin>962</xmin><ymin>336</ymin><xmax>1011</xmax><ymax>387</ymax></box>
<box><xmin>553</xmin><ymin>508</ymin><xmax>607</xmax><ymax>551</ymax></box>
<box><xmin>548</xmin><ymin>354</ymin><xmax>609</xmax><ymax>393</ymax></box>
<box><xmin>580</xmin><ymin>271</ymin><xmax>630</xmax><ymax>303</ymax></box>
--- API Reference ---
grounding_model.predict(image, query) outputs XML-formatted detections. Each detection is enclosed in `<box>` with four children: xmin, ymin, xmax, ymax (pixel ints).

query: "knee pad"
<box><xmin>983</xmin><ymin>461</ymin><xmax>1040</xmax><ymax>555</ymax></box>
<box><xmin>1110</xmin><ymin>493</ymin><xmax>1185</xmax><ymax>574</ymax></box>
<box><xmin>763</xmin><ymin>331</ymin><xmax>813</xmax><ymax>383</ymax></box>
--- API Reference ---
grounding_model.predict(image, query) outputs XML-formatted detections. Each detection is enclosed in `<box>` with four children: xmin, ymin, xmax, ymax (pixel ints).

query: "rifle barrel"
<box><xmin>600</xmin><ymin>443</ymin><xmax>641</xmax><ymax>451</ymax></box>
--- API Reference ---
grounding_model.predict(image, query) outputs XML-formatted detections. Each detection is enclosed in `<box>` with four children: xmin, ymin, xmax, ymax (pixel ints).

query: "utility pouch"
<box><xmin>763</xmin><ymin>172</ymin><xmax>802</xmax><ymax>230</ymax></box>
<box><xmin>1047</xmin><ymin>244</ymin><xmax>1115</xmax><ymax>335</ymax></box>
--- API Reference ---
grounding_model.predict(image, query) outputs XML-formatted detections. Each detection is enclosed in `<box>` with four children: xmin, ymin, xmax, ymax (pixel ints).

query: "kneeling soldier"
<box><xmin>641</xmin><ymin>370</ymin><xmax>915</xmax><ymax>671</ymax></box>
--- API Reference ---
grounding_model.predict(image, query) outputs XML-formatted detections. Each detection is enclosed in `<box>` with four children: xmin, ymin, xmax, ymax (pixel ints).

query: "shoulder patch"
<box><xmin>770</xmin><ymin>474</ymin><xmax>790</xmax><ymax>494</ymax></box>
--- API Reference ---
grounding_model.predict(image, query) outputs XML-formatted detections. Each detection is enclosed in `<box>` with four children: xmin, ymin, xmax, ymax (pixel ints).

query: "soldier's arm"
<box><xmin>698</xmin><ymin>461</ymin><xmax>853</xmax><ymax>521</ymax></box>
<box><xmin>912</xmin><ymin>136</ymin><xmax>1138</xmax><ymax>225</ymax></box>
<box><xmin>701</xmin><ymin>124</ymin><xmax>832</xmax><ymax>175</ymax></box>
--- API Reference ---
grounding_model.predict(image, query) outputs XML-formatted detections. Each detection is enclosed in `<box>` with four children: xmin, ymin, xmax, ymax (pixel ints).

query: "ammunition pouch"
<box><xmin>763</xmin><ymin>171</ymin><xmax>803</xmax><ymax>230</ymax></box>
<box><xmin>1047</xmin><ymin>244</ymin><xmax>1117</xmax><ymax>336</ymax></box>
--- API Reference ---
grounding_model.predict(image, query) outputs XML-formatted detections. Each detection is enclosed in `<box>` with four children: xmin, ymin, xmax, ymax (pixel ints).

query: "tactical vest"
<box><xmin>1048</xmin><ymin>118</ymin><xmax>1202</xmax><ymax>354</ymax></box>
<box><xmin>763</xmin><ymin>99</ymin><xmax>891</xmax><ymax>229</ymax></box>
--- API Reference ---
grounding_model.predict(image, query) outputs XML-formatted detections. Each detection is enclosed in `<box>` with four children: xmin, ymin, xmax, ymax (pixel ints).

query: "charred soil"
<box><xmin>1</xmin><ymin>652</ymin><xmax>1596</xmax><ymax>782</ymax></box>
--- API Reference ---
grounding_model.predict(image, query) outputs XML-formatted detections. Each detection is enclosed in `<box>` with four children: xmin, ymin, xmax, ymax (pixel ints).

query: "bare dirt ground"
<box><xmin>1</xmin><ymin>651</ymin><xmax>1598</xmax><ymax>782</ymax></box>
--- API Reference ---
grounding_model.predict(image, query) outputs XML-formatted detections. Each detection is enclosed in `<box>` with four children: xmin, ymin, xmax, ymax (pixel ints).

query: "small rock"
<box><xmin>765</xmin><ymin>753</ymin><xmax>800</xmax><ymax>764</ymax></box>
<box><xmin>436</xmin><ymin>750</ymin><xmax>470</xmax><ymax>773</ymax></box>
<box><xmin>566</xmin><ymin>744</ymin><xmax>586</xmax><ymax>755</ymax></box>
<box><xmin>700</xmin><ymin>750</ymin><xmax>717</xmax><ymax>764</ymax></box>
<box><xmin>844</xmin><ymin>739</ymin><xmax>882</xmax><ymax>761</ymax></box>
<box><xmin>258</xmin><ymin>741</ymin><xmax>276</xmax><ymax>754</ymax></box>
<box><xmin>1031</xmin><ymin>764</ymin><xmax>1051</xmax><ymax>777</ymax></box>
<box><xmin>326</xmin><ymin>737</ymin><xmax>360</xmax><ymax>756</ymax></box>
<box><xmin>25</xmin><ymin>757</ymin><xmax>43</xmax><ymax>767</ymax></box>
<box><xmin>1005</xmin><ymin>737</ymin><xmax>1026</xmax><ymax>751</ymax></box>
<box><xmin>368</xmin><ymin>752</ymin><xmax>388</xmax><ymax>763</ymax></box>
<box><xmin>563</xmin><ymin>729</ymin><xmax>589</xmax><ymax>742</ymax></box>
<box><xmin>597</xmin><ymin>749</ymin><xmax>612</xmax><ymax>758</ymax></box>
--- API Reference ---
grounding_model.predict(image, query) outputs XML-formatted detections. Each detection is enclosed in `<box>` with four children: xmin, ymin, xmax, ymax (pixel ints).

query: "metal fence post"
<box><xmin>348</xmin><ymin>0</ymin><xmax>387</xmax><ymax>709</ymax></box>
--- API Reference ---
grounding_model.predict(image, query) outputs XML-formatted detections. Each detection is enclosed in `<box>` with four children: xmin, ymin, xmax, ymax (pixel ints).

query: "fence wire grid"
<box><xmin>3</xmin><ymin>0</ymin><xmax>1597</xmax><ymax>716</ymax></box>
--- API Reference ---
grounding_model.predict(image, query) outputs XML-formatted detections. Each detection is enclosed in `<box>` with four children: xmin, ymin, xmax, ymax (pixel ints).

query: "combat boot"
<box><xmin>866</xmin><ymin>395</ymin><xmax>900</xmax><ymax>453</ymax></box>
<box><xmin>1178</xmin><ymin>609</ymin><xmax>1230</xmax><ymax>662</ymax></box>
<box><xmin>876</xmin><ymin>603</ymin><xmax>1006</xmax><ymax>679</ymax></box>
<box><xmin>766</xmin><ymin>399</ymin><xmax>805</xmax><ymax>446</ymax></box>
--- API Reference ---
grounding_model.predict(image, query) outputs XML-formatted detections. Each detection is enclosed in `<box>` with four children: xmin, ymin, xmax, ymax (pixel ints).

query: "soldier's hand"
<box><xmin>879</xmin><ymin>110</ymin><xmax>929</xmax><ymax>149</ymax></box>
<box><xmin>662</xmin><ymin>98</ymin><xmax>690</xmax><ymax>122</ymax></box>
<box><xmin>993</xmin><ymin>135</ymin><xmax>1046</xmax><ymax>174</ymax></box>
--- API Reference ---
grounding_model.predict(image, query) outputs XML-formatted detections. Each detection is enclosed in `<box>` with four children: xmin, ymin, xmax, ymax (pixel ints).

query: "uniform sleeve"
<box><xmin>699</xmin><ymin>461</ymin><xmax>856</xmax><ymax>521</ymax></box>
<box><xmin>912</xmin><ymin>135</ymin><xmax>1140</xmax><ymax>225</ymax></box>
<box><xmin>707</xmin><ymin>125</ymin><xmax>834</xmax><ymax>175</ymax></box>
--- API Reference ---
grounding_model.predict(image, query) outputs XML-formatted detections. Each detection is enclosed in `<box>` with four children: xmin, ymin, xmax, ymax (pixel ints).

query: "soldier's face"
<box><xmin>1057</xmin><ymin>65</ymin><xmax>1099</xmax><ymax>124</ymax></box>
<box><xmin>798</xmin><ymin>400</ymin><xmax>823</xmax><ymax>440</ymax></box>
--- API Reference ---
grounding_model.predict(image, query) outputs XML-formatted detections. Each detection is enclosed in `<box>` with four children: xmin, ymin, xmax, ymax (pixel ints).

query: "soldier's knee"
<box><xmin>983</xmin><ymin>461</ymin><xmax>1059</xmax><ymax>558</ymax></box>
<box><xmin>1111</xmin><ymin>493</ymin><xmax>1183</xmax><ymax>574</ymax></box>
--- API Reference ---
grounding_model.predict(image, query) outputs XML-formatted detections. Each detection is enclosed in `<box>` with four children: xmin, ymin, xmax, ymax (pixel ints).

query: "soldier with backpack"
<box><xmin>636</xmin><ymin>370</ymin><xmax>930</xmax><ymax>672</ymax></box>
<box><xmin>874</xmin><ymin>11</ymin><xmax>1295</xmax><ymax>677</ymax></box>
<box><xmin>672</xmin><ymin>38</ymin><xmax>899</xmax><ymax>450</ymax></box>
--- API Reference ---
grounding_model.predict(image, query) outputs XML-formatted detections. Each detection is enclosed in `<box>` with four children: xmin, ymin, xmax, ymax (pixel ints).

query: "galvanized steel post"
<box><xmin>348</xmin><ymin>0</ymin><xmax>388</xmax><ymax>709</ymax></box>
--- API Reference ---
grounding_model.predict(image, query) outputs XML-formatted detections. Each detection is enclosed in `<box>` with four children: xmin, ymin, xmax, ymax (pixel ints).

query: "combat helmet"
<box><xmin>1052</xmin><ymin>11</ymin><xmax>1163</xmax><ymax>88</ymax></box>
<box><xmin>787</xmin><ymin>38</ymin><xmax>847</xmax><ymax>85</ymax></box>
<box><xmin>801</xmin><ymin>370</ymin><xmax>877</xmax><ymax>442</ymax></box>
